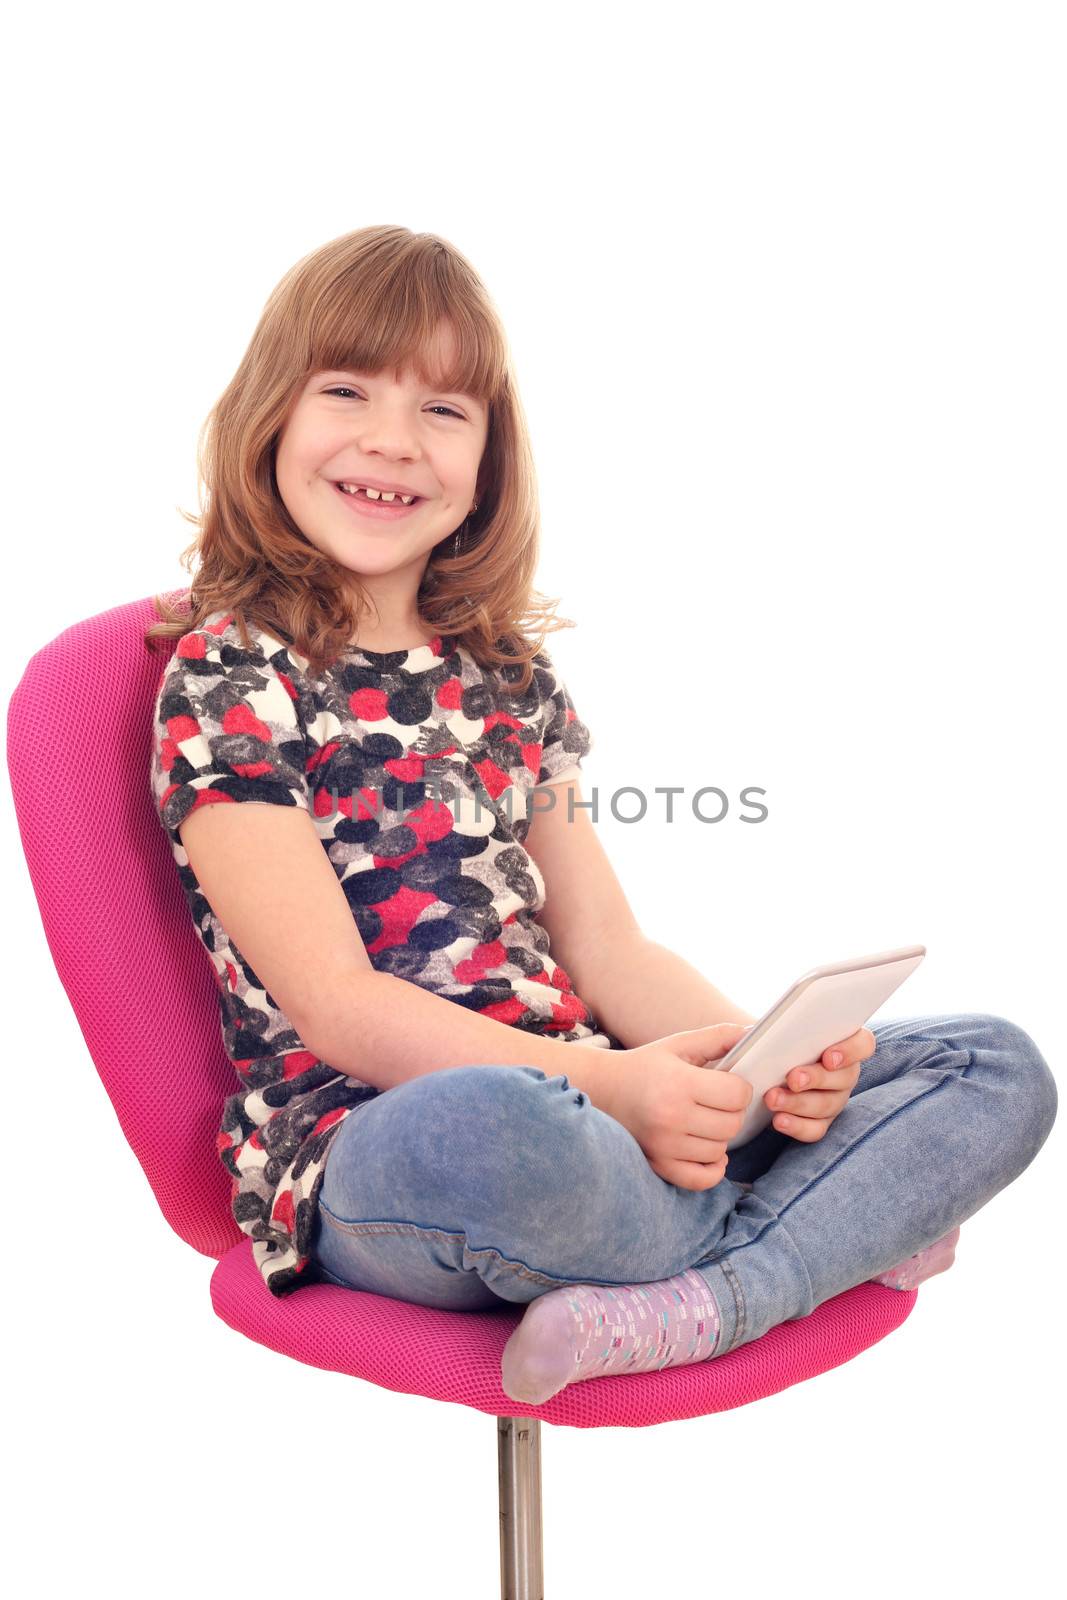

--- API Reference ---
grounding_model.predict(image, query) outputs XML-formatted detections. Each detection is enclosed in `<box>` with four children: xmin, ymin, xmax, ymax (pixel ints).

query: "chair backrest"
<box><xmin>6</xmin><ymin>591</ymin><xmax>241</xmax><ymax>1260</ymax></box>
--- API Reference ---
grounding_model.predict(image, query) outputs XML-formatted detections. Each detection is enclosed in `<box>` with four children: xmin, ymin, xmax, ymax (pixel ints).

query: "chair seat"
<box><xmin>210</xmin><ymin>1239</ymin><xmax>918</xmax><ymax>1426</ymax></box>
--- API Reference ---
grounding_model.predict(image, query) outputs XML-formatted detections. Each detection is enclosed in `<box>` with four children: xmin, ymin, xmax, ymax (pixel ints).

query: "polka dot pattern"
<box><xmin>150</xmin><ymin>611</ymin><xmax>617</xmax><ymax>1297</ymax></box>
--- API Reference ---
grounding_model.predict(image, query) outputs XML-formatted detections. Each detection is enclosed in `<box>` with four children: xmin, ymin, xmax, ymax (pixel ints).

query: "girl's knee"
<box><xmin>383</xmin><ymin>1061</ymin><xmax>592</xmax><ymax>1180</ymax></box>
<box><xmin>388</xmin><ymin>1062</ymin><xmax>615</xmax><ymax>1240</ymax></box>
<box><xmin>451</xmin><ymin>1063</ymin><xmax>601</xmax><ymax>1166</ymax></box>
<box><xmin>394</xmin><ymin>1062</ymin><xmax>573</xmax><ymax>1119</ymax></box>
<box><xmin>975</xmin><ymin>1012</ymin><xmax>1058</xmax><ymax>1153</ymax></box>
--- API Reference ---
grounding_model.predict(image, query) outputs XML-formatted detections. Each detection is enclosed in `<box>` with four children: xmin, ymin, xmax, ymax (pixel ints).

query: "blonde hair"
<box><xmin>144</xmin><ymin>224</ymin><xmax>575</xmax><ymax>693</ymax></box>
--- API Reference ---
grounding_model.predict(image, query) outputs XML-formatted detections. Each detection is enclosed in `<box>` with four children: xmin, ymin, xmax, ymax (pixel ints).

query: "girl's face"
<box><xmin>274</xmin><ymin>320</ymin><xmax>489</xmax><ymax>618</ymax></box>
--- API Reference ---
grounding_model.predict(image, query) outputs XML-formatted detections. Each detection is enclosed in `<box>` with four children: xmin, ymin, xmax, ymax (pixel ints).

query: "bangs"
<box><xmin>304</xmin><ymin>242</ymin><xmax>508</xmax><ymax>402</ymax></box>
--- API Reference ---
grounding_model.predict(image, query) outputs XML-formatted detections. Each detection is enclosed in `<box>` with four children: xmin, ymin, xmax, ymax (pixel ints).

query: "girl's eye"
<box><xmin>324</xmin><ymin>387</ymin><xmax>465</xmax><ymax>420</ymax></box>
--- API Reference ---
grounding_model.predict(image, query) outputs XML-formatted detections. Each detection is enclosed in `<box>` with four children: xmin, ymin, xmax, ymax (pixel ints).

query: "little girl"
<box><xmin>148</xmin><ymin>225</ymin><xmax>1057</xmax><ymax>1406</ymax></box>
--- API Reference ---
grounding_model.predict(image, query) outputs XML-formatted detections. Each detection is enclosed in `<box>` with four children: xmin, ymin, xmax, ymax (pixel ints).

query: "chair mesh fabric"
<box><xmin>211</xmin><ymin>1239</ymin><xmax>917</xmax><ymax>1425</ymax></box>
<box><xmin>7</xmin><ymin>592</ymin><xmax>917</xmax><ymax>1422</ymax></box>
<box><xmin>8</xmin><ymin>592</ymin><xmax>241</xmax><ymax>1258</ymax></box>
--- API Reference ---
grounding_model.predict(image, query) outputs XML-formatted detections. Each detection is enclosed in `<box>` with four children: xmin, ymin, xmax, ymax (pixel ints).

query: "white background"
<box><xmin>4</xmin><ymin>3</ymin><xmax>1063</xmax><ymax>1596</ymax></box>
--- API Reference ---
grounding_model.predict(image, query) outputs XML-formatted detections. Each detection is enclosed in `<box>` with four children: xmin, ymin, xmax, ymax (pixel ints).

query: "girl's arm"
<box><xmin>565</xmin><ymin>934</ymin><xmax>756</xmax><ymax>1047</ymax></box>
<box><xmin>178</xmin><ymin>800</ymin><xmax>616</xmax><ymax>1102</ymax></box>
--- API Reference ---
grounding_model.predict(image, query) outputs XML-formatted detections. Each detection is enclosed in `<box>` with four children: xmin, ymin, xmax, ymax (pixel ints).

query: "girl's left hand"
<box><xmin>763</xmin><ymin>1027</ymin><xmax>876</xmax><ymax>1141</ymax></box>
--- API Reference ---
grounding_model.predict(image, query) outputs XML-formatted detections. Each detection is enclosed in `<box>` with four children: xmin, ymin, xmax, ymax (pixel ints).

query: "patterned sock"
<box><xmin>500</xmin><ymin>1269</ymin><xmax>722</xmax><ymax>1406</ymax></box>
<box><xmin>870</xmin><ymin>1226</ymin><xmax>961</xmax><ymax>1290</ymax></box>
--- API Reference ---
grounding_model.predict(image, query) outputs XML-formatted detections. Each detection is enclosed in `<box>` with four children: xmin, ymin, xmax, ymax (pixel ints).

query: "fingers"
<box><xmin>781</xmin><ymin>1056</ymin><xmax>863</xmax><ymax>1096</ymax></box>
<box><xmin>766</xmin><ymin>1085</ymin><xmax>850</xmax><ymax>1121</ymax></box>
<box><xmin>821</xmin><ymin>1026</ymin><xmax>877</xmax><ymax>1072</ymax></box>
<box><xmin>675</xmin><ymin>1128</ymin><xmax>731</xmax><ymax>1164</ymax></box>
<box><xmin>764</xmin><ymin>1024</ymin><xmax>875</xmax><ymax>1139</ymax></box>
<box><xmin>766</xmin><ymin>1064</ymin><xmax>858</xmax><ymax>1120</ymax></box>
<box><xmin>650</xmin><ymin>1153</ymin><xmax>729</xmax><ymax>1191</ymax></box>
<box><xmin>767</xmin><ymin>1113</ymin><xmax>831</xmax><ymax>1142</ymax></box>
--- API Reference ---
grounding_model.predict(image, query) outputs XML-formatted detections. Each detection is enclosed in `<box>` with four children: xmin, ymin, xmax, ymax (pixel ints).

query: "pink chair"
<box><xmin>6</xmin><ymin>594</ymin><xmax>917</xmax><ymax>1598</ymax></box>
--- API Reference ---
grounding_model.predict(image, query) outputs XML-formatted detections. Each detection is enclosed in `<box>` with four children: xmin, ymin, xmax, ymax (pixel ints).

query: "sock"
<box><xmin>500</xmin><ymin>1268</ymin><xmax>721</xmax><ymax>1406</ymax></box>
<box><xmin>870</xmin><ymin>1226</ymin><xmax>961</xmax><ymax>1290</ymax></box>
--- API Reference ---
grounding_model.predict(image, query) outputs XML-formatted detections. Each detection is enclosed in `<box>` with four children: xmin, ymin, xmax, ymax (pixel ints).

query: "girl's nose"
<box><xmin>354</xmin><ymin>407</ymin><xmax>420</xmax><ymax>458</ymax></box>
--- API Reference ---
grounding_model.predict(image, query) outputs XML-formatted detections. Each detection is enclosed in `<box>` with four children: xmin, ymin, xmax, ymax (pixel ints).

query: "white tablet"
<box><xmin>709</xmin><ymin>944</ymin><xmax>926</xmax><ymax>1150</ymax></box>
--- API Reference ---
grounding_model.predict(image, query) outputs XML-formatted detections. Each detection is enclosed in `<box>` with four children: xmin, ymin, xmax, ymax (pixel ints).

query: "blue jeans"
<box><xmin>310</xmin><ymin>1013</ymin><xmax>1057</xmax><ymax>1357</ymax></box>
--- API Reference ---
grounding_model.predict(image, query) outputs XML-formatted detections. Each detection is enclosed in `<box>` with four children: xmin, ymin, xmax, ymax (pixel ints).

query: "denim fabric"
<box><xmin>310</xmin><ymin>1013</ymin><xmax>1057</xmax><ymax>1357</ymax></box>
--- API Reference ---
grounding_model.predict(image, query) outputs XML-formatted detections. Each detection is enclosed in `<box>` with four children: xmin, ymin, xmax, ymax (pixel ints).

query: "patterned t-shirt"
<box><xmin>149</xmin><ymin>609</ymin><xmax>619</xmax><ymax>1297</ymax></box>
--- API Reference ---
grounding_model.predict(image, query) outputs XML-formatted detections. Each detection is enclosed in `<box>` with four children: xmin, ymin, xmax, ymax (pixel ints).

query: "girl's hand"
<box><xmin>599</xmin><ymin>1023</ymin><xmax>755</xmax><ymax>1192</ymax></box>
<box><xmin>762</xmin><ymin>1026</ymin><xmax>876</xmax><ymax>1141</ymax></box>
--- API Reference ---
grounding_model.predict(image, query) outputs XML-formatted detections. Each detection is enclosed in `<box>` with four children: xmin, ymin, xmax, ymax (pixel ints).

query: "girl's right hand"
<box><xmin>599</xmin><ymin>1024</ymin><xmax>755</xmax><ymax>1191</ymax></box>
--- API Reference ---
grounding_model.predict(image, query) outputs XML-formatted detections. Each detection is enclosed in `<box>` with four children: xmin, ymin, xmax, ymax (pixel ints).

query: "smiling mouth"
<box><xmin>332</xmin><ymin>481</ymin><xmax>424</xmax><ymax>519</ymax></box>
<box><xmin>336</xmin><ymin>481</ymin><xmax>422</xmax><ymax>504</ymax></box>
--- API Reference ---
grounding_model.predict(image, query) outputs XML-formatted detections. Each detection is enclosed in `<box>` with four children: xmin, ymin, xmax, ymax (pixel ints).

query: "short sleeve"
<box><xmin>542</xmin><ymin>763</ymin><xmax>583</xmax><ymax>787</ymax></box>
<box><xmin>535</xmin><ymin>649</ymin><xmax>593</xmax><ymax>787</ymax></box>
<box><xmin>150</xmin><ymin>625</ymin><xmax>310</xmax><ymax>847</ymax></box>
